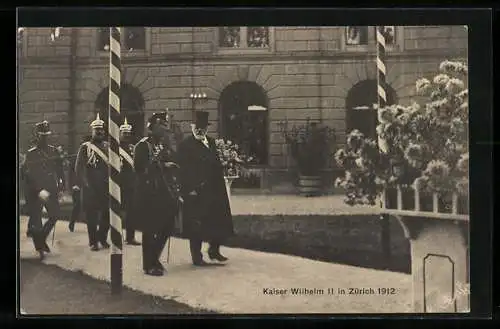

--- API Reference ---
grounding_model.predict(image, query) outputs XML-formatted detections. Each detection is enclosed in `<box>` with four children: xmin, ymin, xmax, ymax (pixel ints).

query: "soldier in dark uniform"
<box><xmin>177</xmin><ymin>111</ymin><xmax>234</xmax><ymax>266</ymax></box>
<box><xmin>74</xmin><ymin>114</ymin><xmax>111</xmax><ymax>251</ymax></box>
<box><xmin>21</xmin><ymin>120</ymin><xmax>65</xmax><ymax>260</ymax></box>
<box><xmin>133</xmin><ymin>112</ymin><xmax>183</xmax><ymax>276</ymax></box>
<box><xmin>68</xmin><ymin>135</ymin><xmax>91</xmax><ymax>232</ymax></box>
<box><xmin>119</xmin><ymin>118</ymin><xmax>140</xmax><ymax>245</ymax></box>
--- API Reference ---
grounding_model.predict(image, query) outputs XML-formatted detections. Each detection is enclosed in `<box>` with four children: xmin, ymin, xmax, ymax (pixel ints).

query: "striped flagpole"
<box><xmin>376</xmin><ymin>26</ymin><xmax>391</xmax><ymax>269</ymax></box>
<box><xmin>376</xmin><ymin>26</ymin><xmax>388</xmax><ymax>153</ymax></box>
<box><xmin>108</xmin><ymin>27</ymin><xmax>123</xmax><ymax>295</ymax></box>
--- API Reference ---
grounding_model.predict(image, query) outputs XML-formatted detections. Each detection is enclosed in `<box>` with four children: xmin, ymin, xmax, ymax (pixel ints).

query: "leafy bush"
<box><xmin>279</xmin><ymin>118</ymin><xmax>336</xmax><ymax>176</ymax></box>
<box><xmin>335</xmin><ymin>60</ymin><xmax>469</xmax><ymax>206</ymax></box>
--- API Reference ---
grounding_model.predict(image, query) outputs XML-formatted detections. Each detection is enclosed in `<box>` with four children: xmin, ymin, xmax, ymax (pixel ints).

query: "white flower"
<box><xmin>433</xmin><ymin>74</ymin><xmax>450</xmax><ymax>86</ymax></box>
<box><xmin>445</xmin><ymin>78</ymin><xmax>465</xmax><ymax>94</ymax></box>
<box><xmin>416</xmin><ymin>78</ymin><xmax>431</xmax><ymax>95</ymax></box>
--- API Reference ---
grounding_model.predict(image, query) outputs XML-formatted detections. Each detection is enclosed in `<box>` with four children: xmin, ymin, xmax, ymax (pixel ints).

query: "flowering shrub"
<box><xmin>215</xmin><ymin>139</ymin><xmax>253</xmax><ymax>177</ymax></box>
<box><xmin>335</xmin><ymin>60</ymin><xmax>469</xmax><ymax>206</ymax></box>
<box><xmin>279</xmin><ymin>118</ymin><xmax>336</xmax><ymax>176</ymax></box>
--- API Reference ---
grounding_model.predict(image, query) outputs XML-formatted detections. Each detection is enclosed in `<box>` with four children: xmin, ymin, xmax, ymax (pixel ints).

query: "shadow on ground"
<box><xmin>20</xmin><ymin>259</ymin><xmax>217</xmax><ymax>315</ymax></box>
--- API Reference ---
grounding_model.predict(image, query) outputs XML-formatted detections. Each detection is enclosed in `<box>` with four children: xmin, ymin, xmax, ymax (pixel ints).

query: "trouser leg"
<box><xmin>41</xmin><ymin>194</ymin><xmax>60</xmax><ymax>240</ymax></box>
<box><xmin>98</xmin><ymin>206</ymin><xmax>110</xmax><ymax>244</ymax></box>
<box><xmin>142</xmin><ymin>231</ymin><xmax>155</xmax><ymax>271</ymax></box>
<box><xmin>124</xmin><ymin>210</ymin><xmax>136</xmax><ymax>242</ymax></box>
<box><xmin>189</xmin><ymin>239</ymin><xmax>203</xmax><ymax>262</ymax></box>
<box><xmin>155</xmin><ymin>232</ymin><xmax>169</xmax><ymax>267</ymax></box>
<box><xmin>86</xmin><ymin>208</ymin><xmax>98</xmax><ymax>246</ymax></box>
<box><xmin>70</xmin><ymin>189</ymin><xmax>81</xmax><ymax>224</ymax></box>
<box><xmin>29</xmin><ymin>198</ymin><xmax>44</xmax><ymax>251</ymax></box>
<box><xmin>208</xmin><ymin>240</ymin><xmax>221</xmax><ymax>255</ymax></box>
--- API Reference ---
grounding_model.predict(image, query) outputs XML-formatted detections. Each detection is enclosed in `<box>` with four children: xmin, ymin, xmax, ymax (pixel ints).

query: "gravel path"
<box><xmin>19</xmin><ymin>217</ymin><xmax>412</xmax><ymax>314</ymax></box>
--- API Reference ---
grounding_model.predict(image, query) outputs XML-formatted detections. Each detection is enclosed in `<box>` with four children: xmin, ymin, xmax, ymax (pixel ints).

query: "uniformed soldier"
<box><xmin>74</xmin><ymin>114</ymin><xmax>111</xmax><ymax>251</ymax></box>
<box><xmin>68</xmin><ymin>135</ymin><xmax>91</xmax><ymax>233</ymax></box>
<box><xmin>119</xmin><ymin>118</ymin><xmax>140</xmax><ymax>245</ymax></box>
<box><xmin>21</xmin><ymin>120</ymin><xmax>65</xmax><ymax>260</ymax></box>
<box><xmin>133</xmin><ymin>112</ymin><xmax>183</xmax><ymax>276</ymax></box>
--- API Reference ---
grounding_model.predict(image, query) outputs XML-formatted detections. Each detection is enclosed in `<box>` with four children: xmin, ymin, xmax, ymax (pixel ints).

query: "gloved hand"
<box><xmin>39</xmin><ymin>189</ymin><xmax>50</xmax><ymax>202</ymax></box>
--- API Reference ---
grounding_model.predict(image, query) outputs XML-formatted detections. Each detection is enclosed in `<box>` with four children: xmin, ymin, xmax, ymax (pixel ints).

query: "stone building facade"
<box><xmin>17</xmin><ymin>26</ymin><xmax>467</xmax><ymax>190</ymax></box>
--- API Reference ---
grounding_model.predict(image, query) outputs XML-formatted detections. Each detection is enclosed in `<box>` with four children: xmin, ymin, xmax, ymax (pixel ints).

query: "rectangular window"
<box><xmin>219</xmin><ymin>26</ymin><xmax>271</xmax><ymax>49</ymax></box>
<box><xmin>124</xmin><ymin>27</ymin><xmax>146</xmax><ymax>51</ymax></box>
<box><xmin>219</xmin><ymin>27</ymin><xmax>242</xmax><ymax>48</ymax></box>
<box><xmin>381</xmin><ymin>26</ymin><xmax>396</xmax><ymax>45</ymax></box>
<box><xmin>97</xmin><ymin>27</ymin><xmax>110</xmax><ymax>51</ymax></box>
<box><xmin>345</xmin><ymin>26</ymin><xmax>368</xmax><ymax>46</ymax></box>
<box><xmin>247</xmin><ymin>27</ymin><xmax>270</xmax><ymax>48</ymax></box>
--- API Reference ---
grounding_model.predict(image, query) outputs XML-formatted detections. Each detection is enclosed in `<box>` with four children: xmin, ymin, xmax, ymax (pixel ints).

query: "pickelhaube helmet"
<box><xmin>119</xmin><ymin>117</ymin><xmax>133</xmax><ymax>133</ymax></box>
<box><xmin>90</xmin><ymin>113</ymin><xmax>105</xmax><ymax>129</ymax></box>
<box><xmin>34</xmin><ymin>120</ymin><xmax>52</xmax><ymax>135</ymax></box>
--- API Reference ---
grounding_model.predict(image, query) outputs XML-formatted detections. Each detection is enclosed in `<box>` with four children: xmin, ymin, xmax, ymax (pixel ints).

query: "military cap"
<box><xmin>34</xmin><ymin>120</ymin><xmax>52</xmax><ymax>135</ymax></box>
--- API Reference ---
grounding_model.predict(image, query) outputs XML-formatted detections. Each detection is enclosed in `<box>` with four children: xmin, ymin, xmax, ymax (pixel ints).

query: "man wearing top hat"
<box><xmin>177</xmin><ymin>111</ymin><xmax>234</xmax><ymax>266</ymax></box>
<box><xmin>133</xmin><ymin>112</ymin><xmax>183</xmax><ymax>276</ymax></box>
<box><xmin>119</xmin><ymin>118</ymin><xmax>140</xmax><ymax>246</ymax></box>
<box><xmin>21</xmin><ymin>120</ymin><xmax>65</xmax><ymax>260</ymax></box>
<box><xmin>74</xmin><ymin>114</ymin><xmax>111</xmax><ymax>251</ymax></box>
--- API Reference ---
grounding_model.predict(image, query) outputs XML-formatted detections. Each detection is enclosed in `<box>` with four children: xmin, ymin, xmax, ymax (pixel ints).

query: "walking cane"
<box><xmin>51</xmin><ymin>221</ymin><xmax>56</xmax><ymax>247</ymax></box>
<box><xmin>166</xmin><ymin>236</ymin><xmax>171</xmax><ymax>264</ymax></box>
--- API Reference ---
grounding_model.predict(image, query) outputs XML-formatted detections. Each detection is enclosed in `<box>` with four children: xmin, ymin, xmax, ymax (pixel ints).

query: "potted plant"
<box><xmin>334</xmin><ymin>60</ymin><xmax>469</xmax><ymax>212</ymax></box>
<box><xmin>215</xmin><ymin>138</ymin><xmax>253</xmax><ymax>200</ymax></box>
<box><xmin>279</xmin><ymin>118</ymin><xmax>336</xmax><ymax>196</ymax></box>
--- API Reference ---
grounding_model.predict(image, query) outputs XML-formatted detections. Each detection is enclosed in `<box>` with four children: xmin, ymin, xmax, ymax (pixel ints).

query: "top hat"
<box><xmin>90</xmin><ymin>113</ymin><xmax>105</xmax><ymax>129</ymax></box>
<box><xmin>34</xmin><ymin>120</ymin><xmax>52</xmax><ymax>135</ymax></box>
<box><xmin>192</xmin><ymin>111</ymin><xmax>210</xmax><ymax>129</ymax></box>
<box><xmin>119</xmin><ymin>117</ymin><xmax>133</xmax><ymax>133</ymax></box>
<box><xmin>147</xmin><ymin>111</ymin><xmax>169</xmax><ymax>129</ymax></box>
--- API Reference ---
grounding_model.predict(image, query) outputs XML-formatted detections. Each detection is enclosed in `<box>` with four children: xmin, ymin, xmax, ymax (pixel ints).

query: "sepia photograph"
<box><xmin>17</xmin><ymin>23</ymin><xmax>470</xmax><ymax>315</ymax></box>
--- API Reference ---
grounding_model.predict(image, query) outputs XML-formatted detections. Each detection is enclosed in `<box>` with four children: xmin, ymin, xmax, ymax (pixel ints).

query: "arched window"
<box><xmin>345</xmin><ymin>79</ymin><xmax>398</xmax><ymax>140</ymax></box>
<box><xmin>219</xmin><ymin>81</ymin><xmax>269</xmax><ymax>165</ymax></box>
<box><xmin>95</xmin><ymin>84</ymin><xmax>145</xmax><ymax>143</ymax></box>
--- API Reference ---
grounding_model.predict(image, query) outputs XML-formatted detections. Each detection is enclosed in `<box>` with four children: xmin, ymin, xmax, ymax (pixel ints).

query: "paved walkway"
<box><xmin>25</xmin><ymin>194</ymin><xmax>379</xmax><ymax>216</ymax></box>
<box><xmin>19</xmin><ymin>217</ymin><xmax>411</xmax><ymax>314</ymax></box>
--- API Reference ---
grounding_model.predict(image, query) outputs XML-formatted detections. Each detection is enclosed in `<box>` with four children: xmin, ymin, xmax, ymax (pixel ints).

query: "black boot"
<box><xmin>68</xmin><ymin>221</ymin><xmax>75</xmax><ymax>232</ymax></box>
<box><xmin>208</xmin><ymin>246</ymin><xmax>228</xmax><ymax>262</ymax></box>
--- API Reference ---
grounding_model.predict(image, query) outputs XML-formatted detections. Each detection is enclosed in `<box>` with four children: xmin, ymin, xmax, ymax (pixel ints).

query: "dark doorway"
<box><xmin>345</xmin><ymin>79</ymin><xmax>397</xmax><ymax>140</ymax></box>
<box><xmin>95</xmin><ymin>84</ymin><xmax>145</xmax><ymax>144</ymax></box>
<box><xmin>219</xmin><ymin>81</ymin><xmax>269</xmax><ymax>166</ymax></box>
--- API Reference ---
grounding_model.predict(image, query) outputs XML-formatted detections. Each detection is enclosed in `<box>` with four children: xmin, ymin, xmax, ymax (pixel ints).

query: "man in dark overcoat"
<box><xmin>21</xmin><ymin>120</ymin><xmax>65</xmax><ymax>260</ymax></box>
<box><xmin>133</xmin><ymin>112</ymin><xmax>183</xmax><ymax>276</ymax></box>
<box><xmin>119</xmin><ymin>118</ymin><xmax>140</xmax><ymax>245</ymax></box>
<box><xmin>74</xmin><ymin>114</ymin><xmax>110</xmax><ymax>251</ymax></box>
<box><xmin>177</xmin><ymin>111</ymin><xmax>234</xmax><ymax>266</ymax></box>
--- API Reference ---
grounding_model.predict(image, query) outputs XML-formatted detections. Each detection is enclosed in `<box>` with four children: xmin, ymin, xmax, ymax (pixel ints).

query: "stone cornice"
<box><xmin>19</xmin><ymin>49</ymin><xmax>467</xmax><ymax>67</ymax></box>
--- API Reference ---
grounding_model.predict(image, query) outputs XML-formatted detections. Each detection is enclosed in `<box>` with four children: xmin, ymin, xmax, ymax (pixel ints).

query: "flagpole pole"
<box><xmin>108</xmin><ymin>27</ymin><xmax>123</xmax><ymax>295</ymax></box>
<box><xmin>375</xmin><ymin>26</ymin><xmax>391</xmax><ymax>269</ymax></box>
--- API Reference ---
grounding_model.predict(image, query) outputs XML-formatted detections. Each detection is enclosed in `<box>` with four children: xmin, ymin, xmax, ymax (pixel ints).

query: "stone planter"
<box><xmin>381</xmin><ymin>185</ymin><xmax>470</xmax><ymax>313</ymax></box>
<box><xmin>224</xmin><ymin>176</ymin><xmax>238</xmax><ymax>210</ymax></box>
<box><xmin>297</xmin><ymin>175</ymin><xmax>322</xmax><ymax>197</ymax></box>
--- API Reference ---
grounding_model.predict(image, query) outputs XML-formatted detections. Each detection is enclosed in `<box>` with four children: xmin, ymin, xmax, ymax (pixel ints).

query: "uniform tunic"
<box><xmin>74</xmin><ymin>140</ymin><xmax>109</xmax><ymax>209</ymax></box>
<box><xmin>132</xmin><ymin>137</ymin><xmax>180</xmax><ymax>233</ymax></box>
<box><xmin>22</xmin><ymin>144</ymin><xmax>65</xmax><ymax>249</ymax></box>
